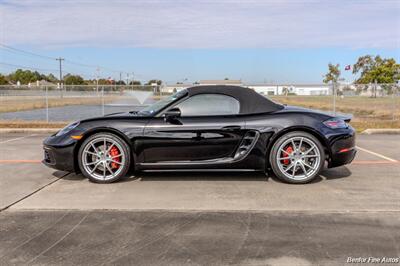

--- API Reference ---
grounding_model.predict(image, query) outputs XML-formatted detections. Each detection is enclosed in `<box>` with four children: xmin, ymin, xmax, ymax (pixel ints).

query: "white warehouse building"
<box><xmin>246</xmin><ymin>84</ymin><xmax>331</xmax><ymax>96</ymax></box>
<box><xmin>163</xmin><ymin>81</ymin><xmax>331</xmax><ymax>96</ymax></box>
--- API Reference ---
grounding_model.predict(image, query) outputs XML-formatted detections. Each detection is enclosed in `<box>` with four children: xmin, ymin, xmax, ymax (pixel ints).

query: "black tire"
<box><xmin>269</xmin><ymin>131</ymin><xmax>325</xmax><ymax>184</ymax></box>
<box><xmin>78</xmin><ymin>133</ymin><xmax>131</xmax><ymax>183</ymax></box>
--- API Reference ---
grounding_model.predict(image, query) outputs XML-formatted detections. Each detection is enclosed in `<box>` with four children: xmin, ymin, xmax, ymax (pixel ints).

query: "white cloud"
<box><xmin>0</xmin><ymin>0</ymin><xmax>399</xmax><ymax>49</ymax></box>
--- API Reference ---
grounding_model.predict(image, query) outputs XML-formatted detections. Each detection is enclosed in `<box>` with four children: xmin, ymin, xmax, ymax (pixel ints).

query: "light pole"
<box><xmin>56</xmin><ymin>57</ymin><xmax>64</xmax><ymax>98</ymax></box>
<box><xmin>333</xmin><ymin>81</ymin><xmax>336</xmax><ymax>115</ymax></box>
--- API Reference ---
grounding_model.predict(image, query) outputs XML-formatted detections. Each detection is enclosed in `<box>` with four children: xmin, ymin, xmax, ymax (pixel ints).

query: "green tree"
<box><xmin>8</xmin><ymin>69</ymin><xmax>40</xmax><ymax>84</ymax></box>
<box><xmin>115</xmin><ymin>80</ymin><xmax>126</xmax><ymax>85</ymax></box>
<box><xmin>97</xmin><ymin>78</ymin><xmax>113</xmax><ymax>85</ymax></box>
<box><xmin>64</xmin><ymin>74</ymin><xmax>85</xmax><ymax>85</ymax></box>
<box><xmin>129</xmin><ymin>80</ymin><xmax>141</xmax><ymax>85</ymax></box>
<box><xmin>146</xmin><ymin>79</ymin><xmax>162</xmax><ymax>85</ymax></box>
<box><xmin>353</xmin><ymin>55</ymin><xmax>400</xmax><ymax>84</ymax></box>
<box><xmin>323</xmin><ymin>63</ymin><xmax>341</xmax><ymax>84</ymax></box>
<box><xmin>0</xmin><ymin>74</ymin><xmax>9</xmax><ymax>85</ymax></box>
<box><xmin>45</xmin><ymin>73</ymin><xmax>58</xmax><ymax>83</ymax></box>
<box><xmin>84</xmin><ymin>79</ymin><xmax>96</xmax><ymax>85</ymax></box>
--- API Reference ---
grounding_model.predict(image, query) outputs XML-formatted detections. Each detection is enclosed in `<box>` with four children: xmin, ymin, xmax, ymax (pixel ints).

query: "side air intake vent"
<box><xmin>234</xmin><ymin>131</ymin><xmax>259</xmax><ymax>159</ymax></box>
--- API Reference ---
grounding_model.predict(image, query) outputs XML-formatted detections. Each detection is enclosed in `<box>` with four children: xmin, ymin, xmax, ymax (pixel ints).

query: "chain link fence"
<box><xmin>0</xmin><ymin>84</ymin><xmax>399</xmax><ymax>129</ymax></box>
<box><xmin>268</xmin><ymin>83</ymin><xmax>399</xmax><ymax>124</ymax></box>
<box><xmin>0</xmin><ymin>85</ymin><xmax>162</xmax><ymax>122</ymax></box>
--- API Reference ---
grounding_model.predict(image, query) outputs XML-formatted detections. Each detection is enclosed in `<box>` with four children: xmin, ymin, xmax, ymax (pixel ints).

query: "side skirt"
<box><xmin>141</xmin><ymin>169</ymin><xmax>261</xmax><ymax>173</ymax></box>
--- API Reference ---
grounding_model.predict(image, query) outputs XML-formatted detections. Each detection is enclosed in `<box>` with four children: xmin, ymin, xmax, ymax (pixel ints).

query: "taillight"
<box><xmin>323</xmin><ymin>118</ymin><xmax>348</xmax><ymax>129</ymax></box>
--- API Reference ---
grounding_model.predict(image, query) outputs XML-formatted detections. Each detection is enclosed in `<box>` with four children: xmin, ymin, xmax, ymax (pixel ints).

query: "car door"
<box><xmin>141</xmin><ymin>93</ymin><xmax>246</xmax><ymax>165</ymax></box>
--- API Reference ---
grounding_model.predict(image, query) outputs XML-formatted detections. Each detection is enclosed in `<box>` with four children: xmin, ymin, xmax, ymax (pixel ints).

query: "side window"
<box><xmin>175</xmin><ymin>94</ymin><xmax>240</xmax><ymax>116</ymax></box>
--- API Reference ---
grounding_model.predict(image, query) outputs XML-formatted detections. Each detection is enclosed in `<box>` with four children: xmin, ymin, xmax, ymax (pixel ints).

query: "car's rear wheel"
<box><xmin>78</xmin><ymin>133</ymin><xmax>130</xmax><ymax>183</ymax></box>
<box><xmin>269</xmin><ymin>131</ymin><xmax>325</xmax><ymax>184</ymax></box>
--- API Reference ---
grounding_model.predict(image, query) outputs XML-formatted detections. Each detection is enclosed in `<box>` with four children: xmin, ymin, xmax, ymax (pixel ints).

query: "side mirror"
<box><xmin>164</xmin><ymin>107</ymin><xmax>181</xmax><ymax>122</ymax></box>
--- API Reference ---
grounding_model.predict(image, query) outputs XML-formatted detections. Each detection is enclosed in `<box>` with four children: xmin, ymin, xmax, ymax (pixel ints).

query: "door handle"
<box><xmin>222</xmin><ymin>125</ymin><xmax>242</xmax><ymax>131</ymax></box>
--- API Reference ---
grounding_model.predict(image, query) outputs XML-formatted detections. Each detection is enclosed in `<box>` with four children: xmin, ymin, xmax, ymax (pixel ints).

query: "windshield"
<box><xmin>137</xmin><ymin>89</ymin><xmax>188</xmax><ymax>116</ymax></box>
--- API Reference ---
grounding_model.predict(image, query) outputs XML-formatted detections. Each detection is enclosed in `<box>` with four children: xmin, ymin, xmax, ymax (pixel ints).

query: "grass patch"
<box><xmin>271</xmin><ymin>96</ymin><xmax>399</xmax><ymax>120</ymax></box>
<box><xmin>350</xmin><ymin>120</ymin><xmax>400</xmax><ymax>133</ymax></box>
<box><xmin>0</xmin><ymin>96</ymin><xmax>118</xmax><ymax>113</ymax></box>
<box><xmin>0</xmin><ymin>120</ymin><xmax>68</xmax><ymax>128</ymax></box>
<box><xmin>270</xmin><ymin>96</ymin><xmax>400</xmax><ymax>132</ymax></box>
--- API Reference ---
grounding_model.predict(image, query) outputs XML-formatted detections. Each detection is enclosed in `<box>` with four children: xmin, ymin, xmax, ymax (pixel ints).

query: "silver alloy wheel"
<box><xmin>81</xmin><ymin>137</ymin><xmax>126</xmax><ymax>181</ymax></box>
<box><xmin>276</xmin><ymin>136</ymin><xmax>321</xmax><ymax>181</ymax></box>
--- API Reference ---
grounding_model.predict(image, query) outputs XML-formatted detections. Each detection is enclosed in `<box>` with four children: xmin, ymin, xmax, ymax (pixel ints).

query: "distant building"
<box><xmin>246</xmin><ymin>84</ymin><xmax>330</xmax><ymax>96</ymax></box>
<box><xmin>164</xmin><ymin>80</ymin><xmax>243</xmax><ymax>94</ymax></box>
<box><xmin>198</xmin><ymin>80</ymin><xmax>242</xmax><ymax>86</ymax></box>
<box><xmin>37</xmin><ymin>79</ymin><xmax>56</xmax><ymax>86</ymax></box>
<box><xmin>163</xmin><ymin>83</ymin><xmax>192</xmax><ymax>94</ymax></box>
<box><xmin>245</xmin><ymin>84</ymin><xmax>280</xmax><ymax>96</ymax></box>
<box><xmin>291</xmin><ymin>84</ymin><xmax>330</xmax><ymax>96</ymax></box>
<box><xmin>164</xmin><ymin>81</ymin><xmax>331</xmax><ymax>96</ymax></box>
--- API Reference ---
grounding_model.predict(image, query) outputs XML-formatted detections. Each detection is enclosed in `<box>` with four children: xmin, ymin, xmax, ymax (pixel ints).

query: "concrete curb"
<box><xmin>0</xmin><ymin>128</ymin><xmax>60</xmax><ymax>133</ymax></box>
<box><xmin>361</xmin><ymin>128</ymin><xmax>400</xmax><ymax>135</ymax></box>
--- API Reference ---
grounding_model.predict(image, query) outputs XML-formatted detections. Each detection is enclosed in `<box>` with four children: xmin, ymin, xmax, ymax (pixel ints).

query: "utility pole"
<box><xmin>56</xmin><ymin>57</ymin><xmax>64</xmax><ymax>98</ymax></box>
<box><xmin>132</xmin><ymin>72</ymin><xmax>135</xmax><ymax>88</ymax></box>
<box><xmin>119</xmin><ymin>72</ymin><xmax>122</xmax><ymax>85</ymax></box>
<box><xmin>126</xmin><ymin>73</ymin><xmax>129</xmax><ymax>87</ymax></box>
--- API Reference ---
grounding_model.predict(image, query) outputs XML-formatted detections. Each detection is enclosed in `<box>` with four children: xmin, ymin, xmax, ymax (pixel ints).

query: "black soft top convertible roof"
<box><xmin>186</xmin><ymin>85</ymin><xmax>283</xmax><ymax>114</ymax></box>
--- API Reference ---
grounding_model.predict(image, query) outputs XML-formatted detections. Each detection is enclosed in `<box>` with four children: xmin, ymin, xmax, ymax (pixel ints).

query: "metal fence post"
<box><xmin>102</xmin><ymin>86</ymin><xmax>105</xmax><ymax>116</ymax></box>
<box><xmin>332</xmin><ymin>82</ymin><xmax>336</xmax><ymax>116</ymax></box>
<box><xmin>45</xmin><ymin>85</ymin><xmax>49</xmax><ymax>123</ymax></box>
<box><xmin>393</xmin><ymin>86</ymin><xmax>397</xmax><ymax>121</ymax></box>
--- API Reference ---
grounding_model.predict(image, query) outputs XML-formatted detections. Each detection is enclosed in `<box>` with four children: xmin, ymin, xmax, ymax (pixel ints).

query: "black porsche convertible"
<box><xmin>43</xmin><ymin>85</ymin><xmax>356</xmax><ymax>184</ymax></box>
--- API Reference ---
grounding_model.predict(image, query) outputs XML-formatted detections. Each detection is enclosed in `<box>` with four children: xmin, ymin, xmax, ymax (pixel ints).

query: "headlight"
<box><xmin>323</xmin><ymin>118</ymin><xmax>348</xmax><ymax>129</ymax></box>
<box><xmin>56</xmin><ymin>121</ymin><xmax>80</xmax><ymax>136</ymax></box>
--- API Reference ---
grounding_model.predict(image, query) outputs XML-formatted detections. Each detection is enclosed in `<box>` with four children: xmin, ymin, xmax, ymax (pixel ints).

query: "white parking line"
<box><xmin>0</xmin><ymin>134</ymin><xmax>37</xmax><ymax>144</ymax></box>
<box><xmin>356</xmin><ymin>146</ymin><xmax>398</xmax><ymax>162</ymax></box>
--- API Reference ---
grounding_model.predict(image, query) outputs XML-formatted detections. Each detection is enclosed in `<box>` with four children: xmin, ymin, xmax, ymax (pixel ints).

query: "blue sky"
<box><xmin>0</xmin><ymin>0</ymin><xmax>399</xmax><ymax>83</ymax></box>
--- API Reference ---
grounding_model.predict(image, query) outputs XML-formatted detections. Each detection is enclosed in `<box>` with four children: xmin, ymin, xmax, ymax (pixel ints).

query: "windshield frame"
<box><xmin>137</xmin><ymin>89</ymin><xmax>188</xmax><ymax>117</ymax></box>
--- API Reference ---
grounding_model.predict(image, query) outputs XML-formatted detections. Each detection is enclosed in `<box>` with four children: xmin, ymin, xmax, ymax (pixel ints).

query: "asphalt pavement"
<box><xmin>1</xmin><ymin>210</ymin><xmax>399</xmax><ymax>266</ymax></box>
<box><xmin>0</xmin><ymin>133</ymin><xmax>399</xmax><ymax>265</ymax></box>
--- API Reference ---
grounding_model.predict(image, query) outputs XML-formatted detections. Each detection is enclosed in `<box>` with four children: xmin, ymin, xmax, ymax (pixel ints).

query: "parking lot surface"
<box><xmin>0</xmin><ymin>133</ymin><xmax>399</xmax><ymax>265</ymax></box>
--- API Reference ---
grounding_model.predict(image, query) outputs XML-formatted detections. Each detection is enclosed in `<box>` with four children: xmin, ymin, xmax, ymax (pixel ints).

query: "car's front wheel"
<box><xmin>78</xmin><ymin>133</ymin><xmax>130</xmax><ymax>183</ymax></box>
<box><xmin>269</xmin><ymin>131</ymin><xmax>325</xmax><ymax>184</ymax></box>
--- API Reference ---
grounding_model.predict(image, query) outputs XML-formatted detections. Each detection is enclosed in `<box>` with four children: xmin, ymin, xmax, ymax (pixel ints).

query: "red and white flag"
<box><xmin>345</xmin><ymin>65</ymin><xmax>351</xmax><ymax>71</ymax></box>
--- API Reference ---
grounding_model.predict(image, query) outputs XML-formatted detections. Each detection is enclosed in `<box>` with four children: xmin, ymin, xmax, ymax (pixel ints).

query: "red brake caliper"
<box><xmin>109</xmin><ymin>146</ymin><xmax>120</xmax><ymax>169</ymax></box>
<box><xmin>282</xmin><ymin>146</ymin><xmax>293</xmax><ymax>165</ymax></box>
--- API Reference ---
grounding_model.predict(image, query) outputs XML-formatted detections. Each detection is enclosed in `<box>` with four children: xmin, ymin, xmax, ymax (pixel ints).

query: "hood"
<box><xmin>104</xmin><ymin>111</ymin><xmax>145</xmax><ymax>117</ymax></box>
<box><xmin>79</xmin><ymin>111</ymin><xmax>146</xmax><ymax>124</ymax></box>
<box><xmin>104</xmin><ymin>111</ymin><xmax>132</xmax><ymax>117</ymax></box>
